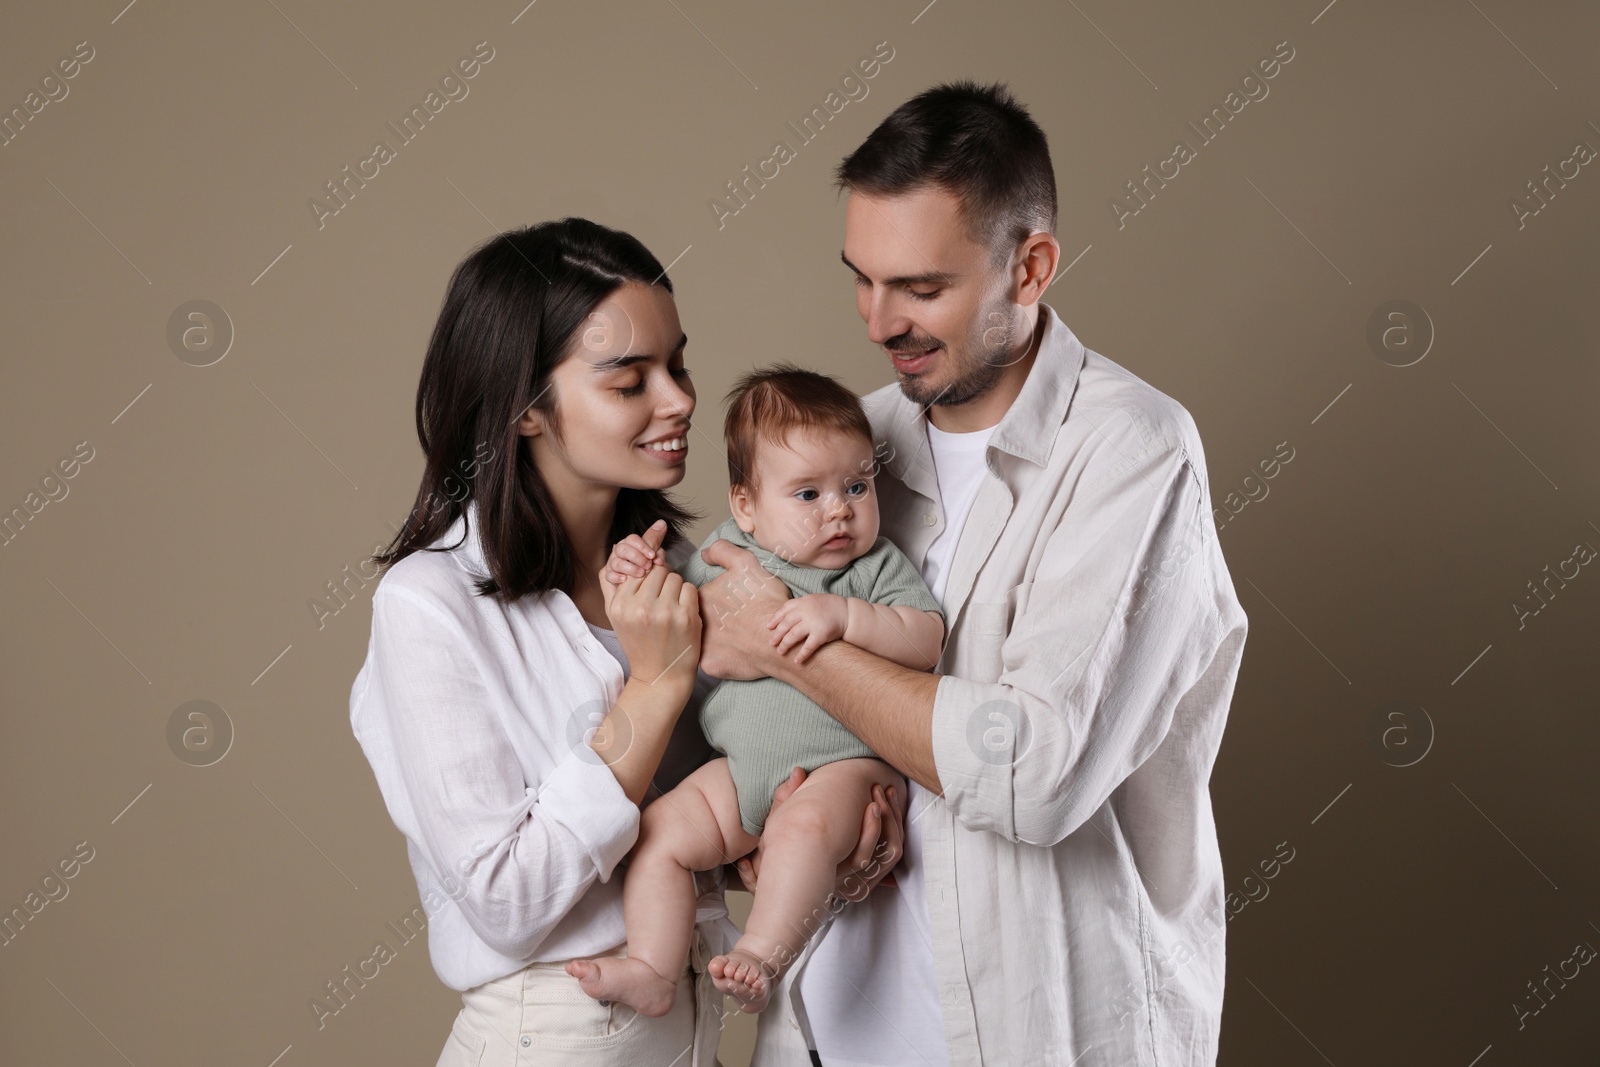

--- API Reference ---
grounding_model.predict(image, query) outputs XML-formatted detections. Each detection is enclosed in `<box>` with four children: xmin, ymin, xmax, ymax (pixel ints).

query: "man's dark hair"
<box><xmin>836</xmin><ymin>81</ymin><xmax>1056</xmax><ymax>261</ymax></box>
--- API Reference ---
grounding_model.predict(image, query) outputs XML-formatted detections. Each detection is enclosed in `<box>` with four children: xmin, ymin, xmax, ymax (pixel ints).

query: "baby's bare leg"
<box><xmin>567</xmin><ymin>758</ymin><xmax>757</xmax><ymax>1017</ymax></box>
<box><xmin>712</xmin><ymin>758</ymin><xmax>905</xmax><ymax>1013</ymax></box>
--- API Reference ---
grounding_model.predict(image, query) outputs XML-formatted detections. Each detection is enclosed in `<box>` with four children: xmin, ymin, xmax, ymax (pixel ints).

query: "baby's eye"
<box><xmin>796</xmin><ymin>489</ymin><xmax>819</xmax><ymax>502</ymax></box>
<box><xmin>846</xmin><ymin>482</ymin><xmax>868</xmax><ymax>496</ymax></box>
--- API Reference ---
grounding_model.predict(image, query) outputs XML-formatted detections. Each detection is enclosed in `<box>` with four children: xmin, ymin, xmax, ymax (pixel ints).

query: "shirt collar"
<box><xmin>439</xmin><ymin>499</ymin><xmax>491</xmax><ymax>580</ymax></box>
<box><xmin>987</xmin><ymin>302</ymin><xmax>1086</xmax><ymax>467</ymax></box>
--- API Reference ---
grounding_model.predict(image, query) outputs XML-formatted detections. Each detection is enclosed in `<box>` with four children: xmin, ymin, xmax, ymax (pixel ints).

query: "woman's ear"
<box><xmin>516</xmin><ymin>403</ymin><xmax>544</xmax><ymax>438</ymax></box>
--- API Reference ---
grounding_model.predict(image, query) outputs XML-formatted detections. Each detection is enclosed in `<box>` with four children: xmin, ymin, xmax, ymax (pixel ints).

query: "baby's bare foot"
<box><xmin>565</xmin><ymin>957</ymin><xmax>678</xmax><ymax>1017</ymax></box>
<box><xmin>709</xmin><ymin>949</ymin><xmax>773</xmax><ymax>1013</ymax></box>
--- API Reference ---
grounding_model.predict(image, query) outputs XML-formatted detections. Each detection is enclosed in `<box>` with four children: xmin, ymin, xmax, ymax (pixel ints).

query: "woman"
<box><xmin>348</xmin><ymin>218</ymin><xmax>900</xmax><ymax>1066</ymax></box>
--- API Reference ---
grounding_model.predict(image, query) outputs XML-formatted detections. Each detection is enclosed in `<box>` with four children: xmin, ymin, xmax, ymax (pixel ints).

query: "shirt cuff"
<box><xmin>535</xmin><ymin>746</ymin><xmax>641</xmax><ymax>881</ymax></box>
<box><xmin>930</xmin><ymin>673</ymin><xmax>1018</xmax><ymax>838</ymax></box>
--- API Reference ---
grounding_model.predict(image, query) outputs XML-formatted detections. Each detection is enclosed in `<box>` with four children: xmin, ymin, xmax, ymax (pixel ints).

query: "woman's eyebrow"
<box><xmin>589</xmin><ymin>333</ymin><xmax>689</xmax><ymax>371</ymax></box>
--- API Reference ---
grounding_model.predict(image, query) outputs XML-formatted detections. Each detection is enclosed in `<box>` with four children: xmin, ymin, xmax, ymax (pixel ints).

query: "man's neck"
<box><xmin>928</xmin><ymin>304</ymin><xmax>1045</xmax><ymax>433</ymax></box>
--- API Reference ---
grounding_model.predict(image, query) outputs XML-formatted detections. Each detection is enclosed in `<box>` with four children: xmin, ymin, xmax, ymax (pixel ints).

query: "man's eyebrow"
<box><xmin>589</xmin><ymin>332</ymin><xmax>688</xmax><ymax>371</ymax></box>
<box><xmin>839</xmin><ymin>251</ymin><xmax>957</xmax><ymax>288</ymax></box>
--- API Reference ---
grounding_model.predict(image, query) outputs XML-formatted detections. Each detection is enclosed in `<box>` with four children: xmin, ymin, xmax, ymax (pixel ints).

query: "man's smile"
<box><xmin>890</xmin><ymin>344</ymin><xmax>940</xmax><ymax>374</ymax></box>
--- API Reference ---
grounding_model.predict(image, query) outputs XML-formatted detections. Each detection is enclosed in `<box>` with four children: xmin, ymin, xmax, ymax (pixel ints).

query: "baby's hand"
<box><xmin>766</xmin><ymin>593</ymin><xmax>848</xmax><ymax>663</ymax></box>
<box><xmin>604</xmin><ymin>519</ymin><xmax>668</xmax><ymax>584</ymax></box>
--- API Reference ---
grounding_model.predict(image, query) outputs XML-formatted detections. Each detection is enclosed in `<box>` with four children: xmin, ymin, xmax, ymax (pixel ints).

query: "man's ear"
<box><xmin>1014</xmin><ymin>232</ymin><xmax>1062</xmax><ymax>307</ymax></box>
<box><xmin>729</xmin><ymin>485</ymin><xmax>757</xmax><ymax>533</ymax></box>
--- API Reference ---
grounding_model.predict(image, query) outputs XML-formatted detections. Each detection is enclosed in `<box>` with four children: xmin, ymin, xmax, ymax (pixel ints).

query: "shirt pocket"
<box><xmin>962</xmin><ymin>581</ymin><xmax>1031</xmax><ymax>672</ymax></box>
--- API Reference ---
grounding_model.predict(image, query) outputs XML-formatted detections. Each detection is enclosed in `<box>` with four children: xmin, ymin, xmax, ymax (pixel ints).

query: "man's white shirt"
<box><xmin>752</xmin><ymin>304</ymin><xmax>1248</xmax><ymax>1066</ymax></box>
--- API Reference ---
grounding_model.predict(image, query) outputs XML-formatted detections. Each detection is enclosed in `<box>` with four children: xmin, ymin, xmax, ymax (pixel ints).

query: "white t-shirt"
<box><xmin>798</xmin><ymin>419</ymin><xmax>995</xmax><ymax>1066</ymax></box>
<box><xmin>922</xmin><ymin>421</ymin><xmax>1000</xmax><ymax>603</ymax></box>
<box><xmin>587</xmin><ymin>621</ymin><xmax>629</xmax><ymax>678</ymax></box>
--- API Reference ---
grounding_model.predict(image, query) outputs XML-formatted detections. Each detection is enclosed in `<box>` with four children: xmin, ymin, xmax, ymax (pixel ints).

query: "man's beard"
<box><xmin>892</xmin><ymin>300</ymin><xmax>1023</xmax><ymax>409</ymax></box>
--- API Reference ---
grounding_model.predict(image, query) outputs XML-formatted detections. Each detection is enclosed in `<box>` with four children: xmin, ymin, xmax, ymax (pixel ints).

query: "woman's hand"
<box><xmin>735</xmin><ymin>768</ymin><xmax>906</xmax><ymax>901</ymax></box>
<box><xmin>604</xmin><ymin>526</ymin><xmax>667</xmax><ymax>584</ymax></box>
<box><xmin>602</xmin><ymin>520</ymin><xmax>701</xmax><ymax>689</ymax></box>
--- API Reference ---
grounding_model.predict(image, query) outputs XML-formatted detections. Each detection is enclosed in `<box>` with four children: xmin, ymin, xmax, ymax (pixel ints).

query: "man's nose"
<box><xmin>864</xmin><ymin>292</ymin><xmax>908</xmax><ymax>346</ymax></box>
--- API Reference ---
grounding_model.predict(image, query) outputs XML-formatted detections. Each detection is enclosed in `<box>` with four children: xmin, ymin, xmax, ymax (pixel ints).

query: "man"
<box><xmin>698</xmin><ymin>82</ymin><xmax>1248</xmax><ymax>1066</ymax></box>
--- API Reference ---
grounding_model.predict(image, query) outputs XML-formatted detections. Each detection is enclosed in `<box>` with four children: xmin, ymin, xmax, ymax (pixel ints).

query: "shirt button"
<box><xmin>520</xmin><ymin>1036</ymin><xmax>531</xmax><ymax>1047</ymax></box>
<box><xmin>923</xmin><ymin>512</ymin><xmax>937</xmax><ymax>526</ymax></box>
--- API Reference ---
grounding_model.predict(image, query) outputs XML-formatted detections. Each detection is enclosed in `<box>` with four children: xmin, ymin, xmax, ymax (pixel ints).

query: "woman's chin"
<box><xmin>629</xmin><ymin>461</ymin><xmax>688</xmax><ymax>489</ymax></box>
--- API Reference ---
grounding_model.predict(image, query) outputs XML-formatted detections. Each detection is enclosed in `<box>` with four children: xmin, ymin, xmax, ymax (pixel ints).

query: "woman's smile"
<box><xmin>639</xmin><ymin>432</ymin><xmax>689</xmax><ymax>464</ymax></box>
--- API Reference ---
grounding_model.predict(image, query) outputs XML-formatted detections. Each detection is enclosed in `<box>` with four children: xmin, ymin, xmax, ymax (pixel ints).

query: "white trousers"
<box><xmin>435</xmin><ymin>946</ymin><xmax>711</xmax><ymax>1067</ymax></box>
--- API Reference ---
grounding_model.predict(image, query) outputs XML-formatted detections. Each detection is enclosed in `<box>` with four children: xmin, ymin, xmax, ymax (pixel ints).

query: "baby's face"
<box><xmin>732</xmin><ymin>427</ymin><xmax>881</xmax><ymax>568</ymax></box>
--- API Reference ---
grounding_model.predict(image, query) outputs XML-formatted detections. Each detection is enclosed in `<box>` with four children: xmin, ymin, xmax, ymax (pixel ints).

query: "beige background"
<box><xmin>3</xmin><ymin>0</ymin><xmax>1597</xmax><ymax>1063</ymax></box>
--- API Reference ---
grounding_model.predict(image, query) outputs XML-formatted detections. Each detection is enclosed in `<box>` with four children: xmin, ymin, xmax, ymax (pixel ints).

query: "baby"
<box><xmin>568</xmin><ymin>365</ymin><xmax>945</xmax><ymax>1015</ymax></box>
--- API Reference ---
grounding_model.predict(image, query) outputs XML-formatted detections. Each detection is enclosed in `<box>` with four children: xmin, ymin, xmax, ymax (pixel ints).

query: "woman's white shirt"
<box><xmin>348</xmin><ymin>503</ymin><xmax>724</xmax><ymax>992</ymax></box>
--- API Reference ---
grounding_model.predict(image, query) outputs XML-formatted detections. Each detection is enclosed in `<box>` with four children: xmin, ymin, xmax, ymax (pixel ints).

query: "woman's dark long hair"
<box><xmin>372</xmin><ymin>218</ymin><xmax>698</xmax><ymax>601</ymax></box>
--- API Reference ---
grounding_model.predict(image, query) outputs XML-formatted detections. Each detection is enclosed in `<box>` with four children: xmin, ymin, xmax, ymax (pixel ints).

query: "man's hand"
<box><xmin>695</xmin><ymin>538</ymin><xmax>792</xmax><ymax>681</ymax></box>
<box><xmin>735</xmin><ymin>767</ymin><xmax>905</xmax><ymax>898</ymax></box>
<box><xmin>766</xmin><ymin>593</ymin><xmax>849</xmax><ymax>664</ymax></box>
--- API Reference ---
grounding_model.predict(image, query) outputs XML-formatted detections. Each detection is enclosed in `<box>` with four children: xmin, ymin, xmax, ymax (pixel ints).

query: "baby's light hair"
<box><xmin>722</xmin><ymin>364</ymin><xmax>874</xmax><ymax>493</ymax></box>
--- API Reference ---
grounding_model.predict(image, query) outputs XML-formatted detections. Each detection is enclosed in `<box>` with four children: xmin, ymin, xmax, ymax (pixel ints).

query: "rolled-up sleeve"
<box><xmin>930</xmin><ymin>441</ymin><xmax>1223</xmax><ymax>846</ymax></box>
<box><xmin>364</xmin><ymin>585</ymin><xmax>640</xmax><ymax>959</ymax></box>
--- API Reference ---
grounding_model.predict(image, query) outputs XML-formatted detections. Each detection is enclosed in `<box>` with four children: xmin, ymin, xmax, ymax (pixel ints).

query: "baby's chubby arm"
<box><xmin>844</xmin><ymin>599</ymin><xmax>944</xmax><ymax>671</ymax></box>
<box><xmin>767</xmin><ymin>594</ymin><xmax>944</xmax><ymax>671</ymax></box>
